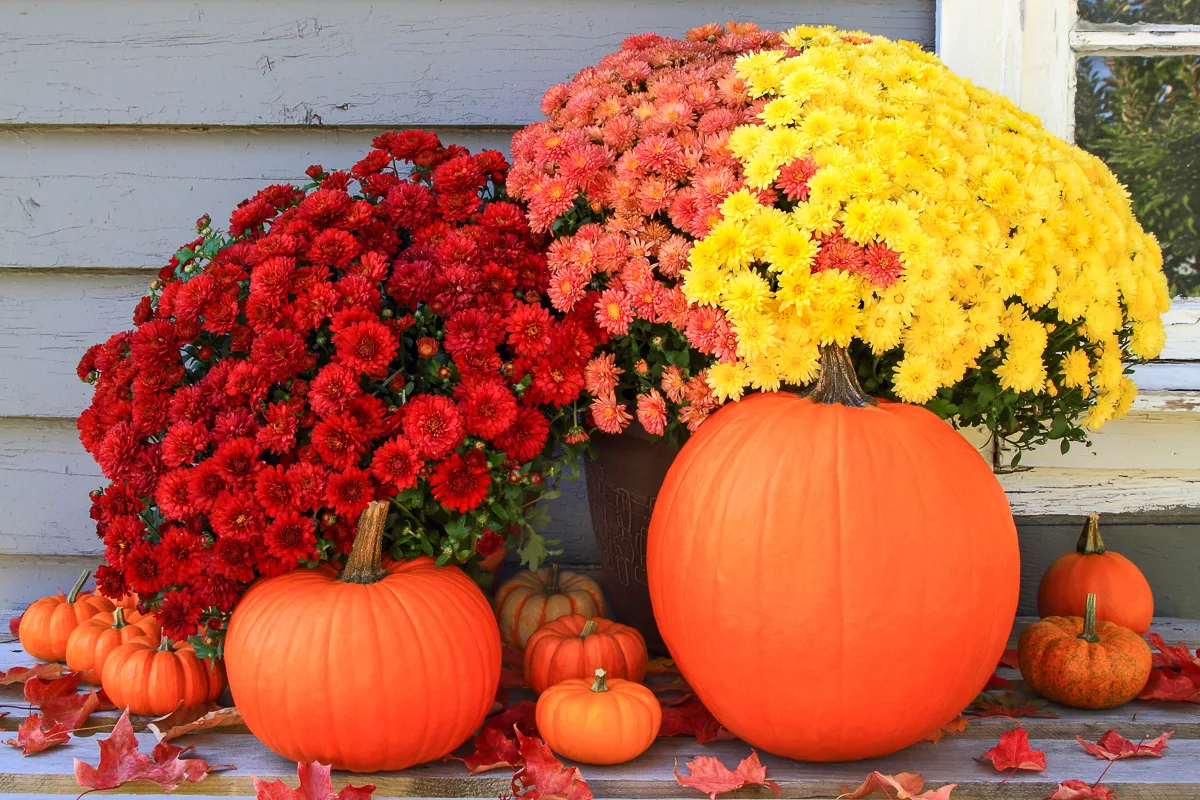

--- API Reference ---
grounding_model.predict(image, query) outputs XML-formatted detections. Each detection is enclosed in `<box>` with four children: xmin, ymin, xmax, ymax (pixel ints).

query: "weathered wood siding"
<box><xmin>0</xmin><ymin>0</ymin><xmax>1196</xmax><ymax>615</ymax></box>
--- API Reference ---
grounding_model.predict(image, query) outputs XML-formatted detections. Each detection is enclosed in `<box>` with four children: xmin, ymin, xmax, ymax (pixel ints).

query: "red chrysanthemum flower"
<box><xmin>156</xmin><ymin>469</ymin><xmax>195</xmax><ymax>521</ymax></box>
<box><xmin>775</xmin><ymin>156</ymin><xmax>819</xmax><ymax>201</ymax></box>
<box><xmin>402</xmin><ymin>395</ymin><xmax>464</xmax><ymax>459</ymax></box>
<box><xmin>210</xmin><ymin>491</ymin><xmax>266</xmax><ymax>540</ymax></box>
<box><xmin>310</xmin><ymin>413</ymin><xmax>366</xmax><ymax>470</ymax></box>
<box><xmin>211</xmin><ymin>533</ymin><xmax>258</xmax><ymax>583</ymax></box>
<box><xmin>309</xmin><ymin>363</ymin><xmax>363</xmax><ymax>416</ymax></box>
<box><xmin>456</xmin><ymin>379</ymin><xmax>519</xmax><ymax>440</ymax></box>
<box><xmin>210</xmin><ymin>437</ymin><xmax>261</xmax><ymax>487</ymax></box>
<box><xmin>862</xmin><ymin>243</ymin><xmax>905</xmax><ymax>288</ymax></box>
<box><xmin>636</xmin><ymin>389</ymin><xmax>668</xmax><ymax>436</ymax></box>
<box><xmin>370</xmin><ymin>436</ymin><xmax>423</xmax><ymax>492</ymax></box>
<box><xmin>160</xmin><ymin>421</ymin><xmax>210</xmax><ymax>468</ymax></box>
<box><xmin>814</xmin><ymin>232</ymin><xmax>868</xmax><ymax>274</ymax></box>
<box><xmin>124</xmin><ymin>542</ymin><xmax>164</xmax><ymax>596</ymax></box>
<box><xmin>429</xmin><ymin>453</ymin><xmax>491</xmax><ymax>513</ymax></box>
<box><xmin>326</xmin><ymin>467</ymin><xmax>374</xmax><ymax>517</ymax></box>
<box><xmin>186</xmin><ymin>461</ymin><xmax>227</xmax><ymax>513</ymax></box>
<box><xmin>493</xmin><ymin>406</ymin><xmax>551</xmax><ymax>463</ymax></box>
<box><xmin>333</xmin><ymin>319</ymin><xmax>398</xmax><ymax>378</ymax></box>
<box><xmin>265</xmin><ymin>510</ymin><xmax>317</xmax><ymax>563</ymax></box>
<box><xmin>254</xmin><ymin>464</ymin><xmax>296</xmax><ymax>517</ymax></box>
<box><xmin>157</xmin><ymin>589</ymin><xmax>202</xmax><ymax>641</ymax></box>
<box><xmin>505</xmin><ymin>303</ymin><xmax>554</xmax><ymax>357</ymax></box>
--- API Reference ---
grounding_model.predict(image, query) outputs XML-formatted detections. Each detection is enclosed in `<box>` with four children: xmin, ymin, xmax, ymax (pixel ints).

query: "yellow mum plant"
<box><xmin>682</xmin><ymin>26</ymin><xmax>1171</xmax><ymax>456</ymax></box>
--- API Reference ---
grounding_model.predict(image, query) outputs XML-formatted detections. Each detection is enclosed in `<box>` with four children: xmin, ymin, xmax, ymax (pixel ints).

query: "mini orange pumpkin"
<box><xmin>537</xmin><ymin>668</ymin><xmax>661</xmax><ymax>765</ymax></box>
<box><xmin>1037</xmin><ymin>514</ymin><xmax>1154</xmax><ymax>633</ymax></box>
<box><xmin>1019</xmin><ymin>593</ymin><xmax>1152</xmax><ymax>709</ymax></box>
<box><xmin>494</xmin><ymin>564</ymin><xmax>606</xmax><ymax>650</ymax></box>
<box><xmin>524</xmin><ymin>615</ymin><xmax>648</xmax><ymax>693</ymax></box>
<box><xmin>19</xmin><ymin>570</ymin><xmax>116</xmax><ymax>662</ymax></box>
<box><xmin>101</xmin><ymin>635</ymin><xmax>226</xmax><ymax>716</ymax></box>
<box><xmin>66</xmin><ymin>607</ymin><xmax>162</xmax><ymax>684</ymax></box>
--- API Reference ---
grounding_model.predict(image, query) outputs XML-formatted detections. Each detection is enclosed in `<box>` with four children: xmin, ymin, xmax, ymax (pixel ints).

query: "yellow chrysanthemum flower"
<box><xmin>707</xmin><ymin>361</ymin><xmax>750</xmax><ymax>403</ymax></box>
<box><xmin>892</xmin><ymin>353</ymin><xmax>940</xmax><ymax>403</ymax></box>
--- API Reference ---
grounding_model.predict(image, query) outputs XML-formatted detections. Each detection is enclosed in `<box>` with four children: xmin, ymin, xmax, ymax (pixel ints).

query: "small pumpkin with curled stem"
<box><xmin>19</xmin><ymin>570</ymin><xmax>116</xmax><ymax>662</ymax></box>
<box><xmin>1019</xmin><ymin>593</ymin><xmax>1152</xmax><ymax>709</ymax></box>
<box><xmin>536</xmin><ymin>668</ymin><xmax>661</xmax><ymax>765</ymax></box>
<box><xmin>66</xmin><ymin>606</ymin><xmax>162</xmax><ymax>684</ymax></box>
<box><xmin>524</xmin><ymin>615</ymin><xmax>648</xmax><ymax>693</ymax></box>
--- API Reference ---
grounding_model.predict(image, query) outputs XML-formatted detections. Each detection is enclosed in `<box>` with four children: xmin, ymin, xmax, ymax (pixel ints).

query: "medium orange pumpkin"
<box><xmin>19</xmin><ymin>570</ymin><xmax>116</xmax><ymax>662</ymax></box>
<box><xmin>101</xmin><ymin>635</ymin><xmax>226</xmax><ymax>715</ymax></box>
<box><xmin>537</xmin><ymin>668</ymin><xmax>661</xmax><ymax>765</ymax></box>
<box><xmin>224</xmin><ymin>501</ymin><xmax>500</xmax><ymax>772</ymax></box>
<box><xmin>66</xmin><ymin>607</ymin><xmax>161</xmax><ymax>684</ymax></box>
<box><xmin>1019</xmin><ymin>593</ymin><xmax>1151</xmax><ymax>709</ymax></box>
<box><xmin>494</xmin><ymin>564</ymin><xmax>606</xmax><ymax>650</ymax></box>
<box><xmin>524</xmin><ymin>615</ymin><xmax>648</xmax><ymax>693</ymax></box>
<box><xmin>647</xmin><ymin>349</ymin><xmax>1020</xmax><ymax>762</ymax></box>
<box><xmin>1037</xmin><ymin>514</ymin><xmax>1153</xmax><ymax>633</ymax></box>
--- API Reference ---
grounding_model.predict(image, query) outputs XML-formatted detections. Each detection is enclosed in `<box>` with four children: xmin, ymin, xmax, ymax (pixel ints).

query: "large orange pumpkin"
<box><xmin>1037</xmin><ymin>514</ymin><xmax>1153</xmax><ymax>633</ymax></box>
<box><xmin>225</xmin><ymin>501</ymin><xmax>500</xmax><ymax>772</ymax></box>
<box><xmin>101</xmin><ymin>635</ymin><xmax>226</xmax><ymax>715</ymax></box>
<box><xmin>648</xmin><ymin>349</ymin><xmax>1020</xmax><ymax>762</ymax></box>
<box><xmin>19</xmin><ymin>570</ymin><xmax>115</xmax><ymax>662</ymax></box>
<box><xmin>66</xmin><ymin>607</ymin><xmax>161</xmax><ymax>684</ymax></box>
<box><xmin>494</xmin><ymin>564</ymin><xmax>606</xmax><ymax>650</ymax></box>
<box><xmin>524</xmin><ymin>615</ymin><xmax>648</xmax><ymax>693</ymax></box>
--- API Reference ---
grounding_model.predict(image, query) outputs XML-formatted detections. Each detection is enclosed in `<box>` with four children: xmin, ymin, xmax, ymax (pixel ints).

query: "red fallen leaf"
<box><xmin>24</xmin><ymin>672</ymin><xmax>83</xmax><ymax>705</ymax></box>
<box><xmin>658</xmin><ymin>694</ymin><xmax>736</xmax><ymax>744</ymax></box>
<box><xmin>968</xmin><ymin>691</ymin><xmax>1059</xmax><ymax>718</ymax></box>
<box><xmin>1077</xmin><ymin>729</ymin><xmax>1173</xmax><ymax>760</ymax></box>
<box><xmin>95</xmin><ymin>688</ymin><xmax>117</xmax><ymax>711</ymax></box>
<box><xmin>1138</xmin><ymin>665</ymin><xmax>1200</xmax><ymax>702</ymax></box>
<box><xmin>73</xmin><ymin>709</ymin><xmax>220</xmax><ymax>793</ymax></box>
<box><xmin>838</xmin><ymin>771</ymin><xmax>957</xmax><ymax>799</ymax></box>
<box><xmin>453</xmin><ymin>726</ymin><xmax>525</xmax><ymax>775</ymax></box>
<box><xmin>1044</xmin><ymin>780</ymin><xmax>1117</xmax><ymax>800</ymax></box>
<box><xmin>978</xmin><ymin>727</ymin><xmax>1046</xmax><ymax>773</ymax></box>
<box><xmin>8</xmin><ymin>614</ymin><xmax>21</xmax><ymax>636</ymax></box>
<box><xmin>921</xmin><ymin>716</ymin><xmax>969</xmax><ymax>744</ymax></box>
<box><xmin>253</xmin><ymin>761</ymin><xmax>375</xmax><ymax>800</ymax></box>
<box><xmin>149</xmin><ymin>705</ymin><xmax>243</xmax><ymax>742</ymax></box>
<box><xmin>674</xmin><ymin>750</ymin><xmax>780</xmax><ymax>800</ymax></box>
<box><xmin>6</xmin><ymin>713</ymin><xmax>71</xmax><ymax>755</ymax></box>
<box><xmin>485</xmin><ymin>700</ymin><xmax>538</xmax><ymax>737</ymax></box>
<box><xmin>985</xmin><ymin>672</ymin><xmax>1012</xmax><ymax>690</ymax></box>
<box><xmin>0</xmin><ymin>663</ymin><xmax>66</xmax><ymax>686</ymax></box>
<box><xmin>1147</xmin><ymin>633</ymin><xmax>1198</xmax><ymax>670</ymax></box>
<box><xmin>999</xmin><ymin>648</ymin><xmax>1020</xmax><ymax>669</ymax></box>
<box><xmin>501</xmin><ymin>646</ymin><xmax>527</xmax><ymax>689</ymax></box>
<box><xmin>42</xmin><ymin>689</ymin><xmax>101</xmax><ymax>731</ymax></box>
<box><xmin>512</xmin><ymin>730</ymin><xmax>592</xmax><ymax>800</ymax></box>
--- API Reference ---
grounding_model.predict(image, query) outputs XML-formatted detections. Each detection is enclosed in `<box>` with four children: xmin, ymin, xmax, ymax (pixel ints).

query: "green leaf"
<box><xmin>444</xmin><ymin>517</ymin><xmax>470</xmax><ymax>542</ymax></box>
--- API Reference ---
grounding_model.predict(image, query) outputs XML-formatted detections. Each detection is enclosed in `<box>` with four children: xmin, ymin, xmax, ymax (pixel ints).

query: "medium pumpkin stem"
<box><xmin>590</xmin><ymin>668</ymin><xmax>609</xmax><ymax>693</ymax></box>
<box><xmin>112</xmin><ymin>607</ymin><xmax>127</xmax><ymax>629</ymax></box>
<box><xmin>1078</xmin><ymin>593</ymin><xmax>1101</xmax><ymax>644</ymax></box>
<box><xmin>544</xmin><ymin>563</ymin><xmax>561</xmax><ymax>594</ymax></box>
<box><xmin>340</xmin><ymin>501</ymin><xmax>389</xmax><ymax>585</ymax></box>
<box><xmin>67</xmin><ymin>570</ymin><xmax>90</xmax><ymax>603</ymax></box>
<box><xmin>1076</xmin><ymin>514</ymin><xmax>1106</xmax><ymax>555</ymax></box>
<box><xmin>804</xmin><ymin>345</ymin><xmax>876</xmax><ymax>408</ymax></box>
<box><xmin>579</xmin><ymin>619</ymin><xmax>598</xmax><ymax>639</ymax></box>
<box><xmin>157</xmin><ymin>634</ymin><xmax>174</xmax><ymax>652</ymax></box>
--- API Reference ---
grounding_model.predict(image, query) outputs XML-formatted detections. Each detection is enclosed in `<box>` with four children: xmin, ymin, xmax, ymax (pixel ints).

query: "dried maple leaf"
<box><xmin>149</xmin><ymin>705</ymin><xmax>243</xmax><ymax>742</ymax></box>
<box><xmin>253</xmin><ymin>761</ymin><xmax>375</xmax><ymax>800</ymax></box>
<box><xmin>674</xmin><ymin>750</ymin><xmax>780</xmax><ymax>800</ymax></box>
<box><xmin>1147</xmin><ymin>633</ymin><xmax>1199</xmax><ymax>669</ymax></box>
<box><xmin>24</xmin><ymin>672</ymin><xmax>83</xmax><ymax>705</ymax></box>
<box><xmin>1044</xmin><ymin>780</ymin><xmax>1116</xmax><ymax>800</ymax></box>
<box><xmin>978</xmin><ymin>727</ymin><xmax>1046</xmax><ymax>774</ymax></box>
<box><xmin>838</xmin><ymin>771</ymin><xmax>956</xmax><ymax>799</ymax></box>
<box><xmin>6</xmin><ymin>713</ymin><xmax>71</xmax><ymax>755</ymax></box>
<box><xmin>1077</xmin><ymin>729</ymin><xmax>1173</xmax><ymax>760</ymax></box>
<box><xmin>454</xmin><ymin>726</ymin><xmax>525</xmax><ymax>775</ymax></box>
<box><xmin>43</xmin><ymin>689</ymin><xmax>101</xmax><ymax>730</ymax></box>
<box><xmin>1138</xmin><ymin>665</ymin><xmax>1200</xmax><ymax>702</ymax></box>
<box><xmin>999</xmin><ymin>648</ymin><xmax>1020</xmax><ymax>669</ymax></box>
<box><xmin>0</xmin><ymin>663</ymin><xmax>65</xmax><ymax>686</ymax></box>
<box><xmin>968</xmin><ymin>691</ymin><xmax>1059</xmax><ymax>718</ymax></box>
<box><xmin>984</xmin><ymin>672</ymin><xmax>1012</xmax><ymax>690</ymax></box>
<box><xmin>7</xmin><ymin>614</ymin><xmax>20</xmax><ymax>636</ymax></box>
<box><xmin>486</xmin><ymin>700</ymin><xmax>538</xmax><ymax>737</ymax></box>
<box><xmin>511</xmin><ymin>730</ymin><xmax>592</xmax><ymax>800</ymax></box>
<box><xmin>920</xmin><ymin>716</ymin><xmax>969</xmax><ymax>744</ymax></box>
<box><xmin>658</xmin><ymin>694</ymin><xmax>735</xmax><ymax>743</ymax></box>
<box><xmin>73</xmin><ymin>709</ymin><xmax>218</xmax><ymax>793</ymax></box>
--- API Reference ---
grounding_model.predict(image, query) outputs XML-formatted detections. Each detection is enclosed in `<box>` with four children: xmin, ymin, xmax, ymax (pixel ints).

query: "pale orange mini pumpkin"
<box><xmin>494</xmin><ymin>564</ymin><xmax>606</xmax><ymax>650</ymax></box>
<box><xmin>19</xmin><ymin>570</ymin><xmax>116</xmax><ymax>662</ymax></box>
<box><xmin>537</xmin><ymin>668</ymin><xmax>661</xmax><ymax>765</ymax></box>
<box><xmin>524</xmin><ymin>615</ymin><xmax>647</xmax><ymax>693</ymax></box>
<box><xmin>66</xmin><ymin>607</ymin><xmax>161</xmax><ymax>684</ymax></box>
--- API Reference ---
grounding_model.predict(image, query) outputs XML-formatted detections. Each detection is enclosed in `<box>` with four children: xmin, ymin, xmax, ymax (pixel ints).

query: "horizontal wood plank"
<box><xmin>1072</xmin><ymin>23</ymin><xmax>1200</xmax><ymax>55</ymax></box>
<box><xmin>0</xmin><ymin>0</ymin><xmax>935</xmax><ymax>128</ymax></box>
<box><xmin>998</xmin><ymin>468</ymin><xmax>1200</xmax><ymax>515</ymax></box>
<box><xmin>1005</xmin><ymin>412</ymin><xmax>1200</xmax><ymax>470</ymax></box>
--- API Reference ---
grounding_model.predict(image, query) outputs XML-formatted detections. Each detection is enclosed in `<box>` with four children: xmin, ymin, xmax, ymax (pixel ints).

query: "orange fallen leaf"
<box><xmin>253</xmin><ymin>761</ymin><xmax>374</xmax><ymax>800</ymax></box>
<box><xmin>0</xmin><ymin>663</ymin><xmax>65</xmax><ymax>686</ymax></box>
<box><xmin>511</xmin><ymin>729</ymin><xmax>592</xmax><ymax>800</ymax></box>
<box><xmin>921</xmin><ymin>715</ymin><xmax>968</xmax><ymax>744</ymax></box>
<box><xmin>838</xmin><ymin>771</ymin><xmax>956</xmax><ymax>799</ymax></box>
<box><xmin>1077</xmin><ymin>730</ymin><xmax>1173</xmax><ymax>760</ymax></box>
<box><xmin>7</xmin><ymin>713</ymin><xmax>71</xmax><ymax>755</ymax></box>
<box><xmin>149</xmin><ymin>705</ymin><xmax>243</xmax><ymax>742</ymax></box>
<box><xmin>658</xmin><ymin>694</ymin><xmax>735</xmax><ymax>744</ymax></box>
<box><xmin>674</xmin><ymin>751</ymin><xmax>780</xmax><ymax>800</ymax></box>
<box><xmin>74</xmin><ymin>709</ymin><xmax>224</xmax><ymax>793</ymax></box>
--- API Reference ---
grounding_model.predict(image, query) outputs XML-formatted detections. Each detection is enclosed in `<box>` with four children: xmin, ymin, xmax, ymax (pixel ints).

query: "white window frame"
<box><xmin>937</xmin><ymin>0</ymin><xmax>1200</xmax><ymax>409</ymax></box>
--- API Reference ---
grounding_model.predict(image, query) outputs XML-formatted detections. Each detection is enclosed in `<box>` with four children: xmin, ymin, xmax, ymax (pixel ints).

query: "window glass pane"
<box><xmin>1079</xmin><ymin>0</ymin><xmax>1200</xmax><ymax>24</ymax></box>
<box><xmin>1075</xmin><ymin>55</ymin><xmax>1200</xmax><ymax>295</ymax></box>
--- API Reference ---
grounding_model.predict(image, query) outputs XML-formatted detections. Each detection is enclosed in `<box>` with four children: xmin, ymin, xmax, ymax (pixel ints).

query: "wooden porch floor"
<box><xmin>1</xmin><ymin>619</ymin><xmax>1197</xmax><ymax>800</ymax></box>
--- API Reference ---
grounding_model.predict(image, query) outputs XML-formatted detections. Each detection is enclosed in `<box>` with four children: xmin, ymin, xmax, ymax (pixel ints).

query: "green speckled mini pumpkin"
<box><xmin>1019</xmin><ymin>594</ymin><xmax>1151</xmax><ymax>709</ymax></box>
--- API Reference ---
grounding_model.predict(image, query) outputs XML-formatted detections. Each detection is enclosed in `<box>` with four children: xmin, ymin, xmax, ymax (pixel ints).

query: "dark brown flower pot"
<box><xmin>585</xmin><ymin>427</ymin><xmax>678</xmax><ymax>655</ymax></box>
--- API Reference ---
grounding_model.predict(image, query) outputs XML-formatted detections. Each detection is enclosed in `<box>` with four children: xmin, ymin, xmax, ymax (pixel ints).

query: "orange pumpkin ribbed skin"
<box><xmin>1019</xmin><ymin>609</ymin><xmax>1151</xmax><ymax>709</ymax></box>
<box><xmin>537</xmin><ymin>671</ymin><xmax>661</xmax><ymax>765</ymax></box>
<box><xmin>19</xmin><ymin>572</ymin><xmax>116</xmax><ymax>662</ymax></box>
<box><xmin>524</xmin><ymin>615</ymin><xmax>648</xmax><ymax>694</ymax></box>
<box><xmin>66</xmin><ymin>608</ymin><xmax>161</xmax><ymax>684</ymax></box>
<box><xmin>101</xmin><ymin>638</ymin><xmax>222</xmax><ymax>716</ymax></box>
<box><xmin>648</xmin><ymin>392</ymin><xmax>1020</xmax><ymax>762</ymax></box>
<box><xmin>1037</xmin><ymin>516</ymin><xmax>1153</xmax><ymax>634</ymax></box>
<box><xmin>225</xmin><ymin>556</ymin><xmax>501</xmax><ymax>772</ymax></box>
<box><xmin>494</xmin><ymin>565</ymin><xmax>606</xmax><ymax>650</ymax></box>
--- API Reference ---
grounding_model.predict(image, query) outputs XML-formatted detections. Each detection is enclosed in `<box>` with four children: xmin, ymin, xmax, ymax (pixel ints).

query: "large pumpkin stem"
<box><xmin>1078</xmin><ymin>594</ymin><xmax>1101</xmax><ymax>644</ymax></box>
<box><xmin>591</xmin><ymin>668</ymin><xmax>609</xmax><ymax>693</ymax></box>
<box><xmin>340</xmin><ymin>501</ymin><xmax>389</xmax><ymax>585</ymax></box>
<box><xmin>544</xmin><ymin>563</ymin><xmax>561</xmax><ymax>594</ymax></box>
<box><xmin>158</xmin><ymin>634</ymin><xmax>174</xmax><ymax>652</ymax></box>
<box><xmin>112</xmin><ymin>607</ymin><xmax>128</xmax><ymax>629</ymax></box>
<box><xmin>67</xmin><ymin>570</ymin><xmax>90</xmax><ymax>604</ymax></box>
<box><xmin>1076</xmin><ymin>514</ymin><xmax>1106</xmax><ymax>555</ymax></box>
<box><xmin>579</xmin><ymin>619</ymin><xmax>598</xmax><ymax>639</ymax></box>
<box><xmin>804</xmin><ymin>345</ymin><xmax>876</xmax><ymax>408</ymax></box>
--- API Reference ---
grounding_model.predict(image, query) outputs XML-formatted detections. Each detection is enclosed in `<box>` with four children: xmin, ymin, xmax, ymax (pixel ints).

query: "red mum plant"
<box><xmin>76</xmin><ymin>131</ymin><xmax>597</xmax><ymax>656</ymax></box>
<box><xmin>507</xmin><ymin>22</ymin><xmax>784</xmax><ymax>443</ymax></box>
